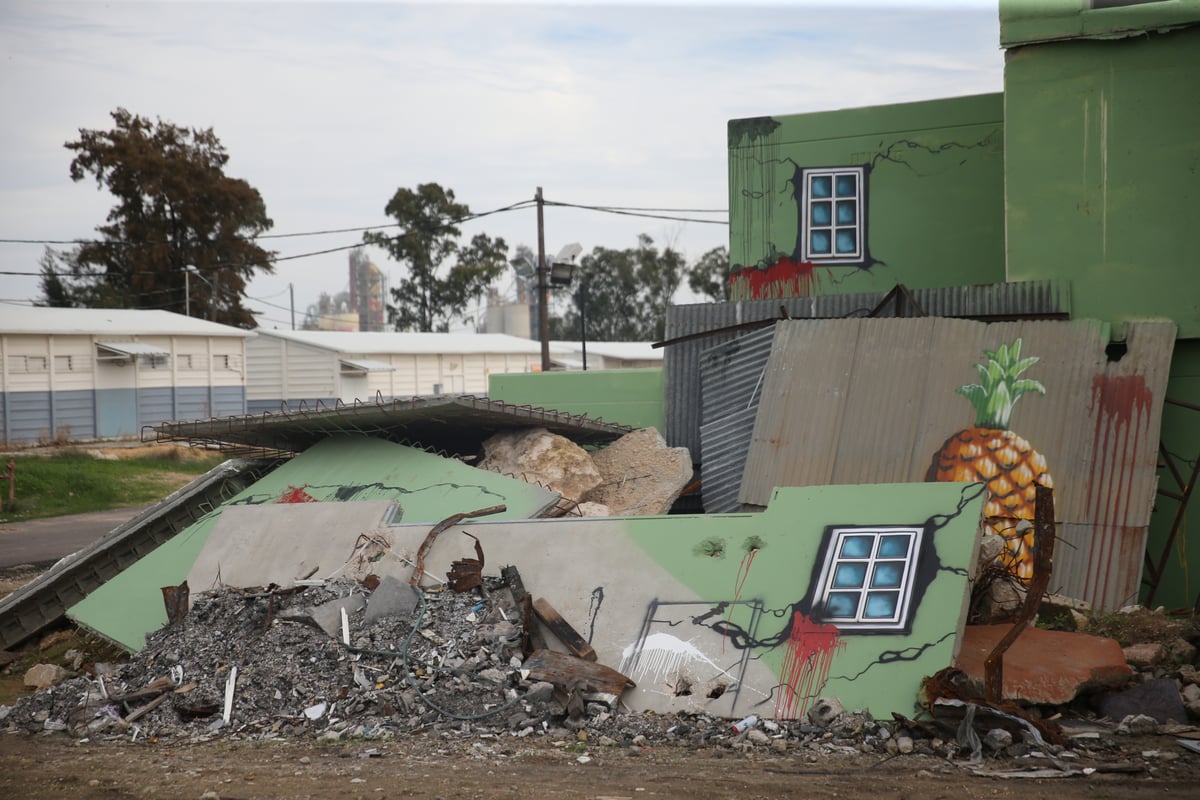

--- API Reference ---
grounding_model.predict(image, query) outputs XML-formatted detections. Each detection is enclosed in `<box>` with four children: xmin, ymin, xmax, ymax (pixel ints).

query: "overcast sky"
<box><xmin>0</xmin><ymin>1</ymin><xmax>1002</xmax><ymax>330</ymax></box>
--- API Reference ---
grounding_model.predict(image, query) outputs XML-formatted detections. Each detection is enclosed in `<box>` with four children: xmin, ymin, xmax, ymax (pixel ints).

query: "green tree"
<box><xmin>552</xmin><ymin>234</ymin><xmax>686</xmax><ymax>342</ymax></box>
<box><xmin>363</xmin><ymin>183</ymin><xmax>508</xmax><ymax>332</ymax></box>
<box><xmin>39</xmin><ymin>108</ymin><xmax>276</xmax><ymax>327</ymax></box>
<box><xmin>688</xmin><ymin>245</ymin><xmax>731</xmax><ymax>302</ymax></box>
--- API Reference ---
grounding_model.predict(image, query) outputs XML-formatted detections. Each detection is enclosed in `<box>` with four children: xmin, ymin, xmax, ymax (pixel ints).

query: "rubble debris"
<box><xmin>954</xmin><ymin>624</ymin><xmax>1133</xmax><ymax>706</ymax></box>
<box><xmin>584</xmin><ymin>427</ymin><xmax>692</xmax><ymax>516</ymax></box>
<box><xmin>411</xmin><ymin>505</ymin><xmax>506</xmax><ymax>586</ymax></box>
<box><xmin>1096</xmin><ymin>678</ymin><xmax>1188</xmax><ymax>725</ymax></box>
<box><xmin>478</xmin><ymin>428</ymin><xmax>603</xmax><ymax>504</ymax></box>
<box><xmin>24</xmin><ymin>663</ymin><xmax>71</xmax><ymax>689</ymax></box>
<box><xmin>364</xmin><ymin>575</ymin><xmax>420</xmax><ymax>624</ymax></box>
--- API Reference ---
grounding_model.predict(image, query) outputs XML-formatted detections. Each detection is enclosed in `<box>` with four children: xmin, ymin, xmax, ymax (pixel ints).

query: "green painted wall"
<box><xmin>488</xmin><ymin>368</ymin><xmax>664</xmax><ymax>431</ymax></box>
<box><xmin>728</xmin><ymin>93</ymin><xmax>1004</xmax><ymax>297</ymax></box>
<box><xmin>1004</xmin><ymin>25</ymin><xmax>1200</xmax><ymax>339</ymax></box>
<box><xmin>1000</xmin><ymin>0</ymin><xmax>1200</xmax><ymax>48</ymax></box>
<box><xmin>628</xmin><ymin>482</ymin><xmax>985</xmax><ymax>719</ymax></box>
<box><xmin>1145</xmin><ymin>340</ymin><xmax>1200</xmax><ymax>610</ymax></box>
<box><xmin>69</xmin><ymin>436</ymin><xmax>564</xmax><ymax>651</ymax></box>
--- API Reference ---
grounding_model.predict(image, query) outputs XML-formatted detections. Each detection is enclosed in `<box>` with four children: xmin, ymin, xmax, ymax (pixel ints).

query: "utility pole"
<box><xmin>185</xmin><ymin>269</ymin><xmax>191</xmax><ymax>318</ymax></box>
<box><xmin>289</xmin><ymin>283</ymin><xmax>295</xmax><ymax>330</ymax></box>
<box><xmin>536</xmin><ymin>186</ymin><xmax>550</xmax><ymax>372</ymax></box>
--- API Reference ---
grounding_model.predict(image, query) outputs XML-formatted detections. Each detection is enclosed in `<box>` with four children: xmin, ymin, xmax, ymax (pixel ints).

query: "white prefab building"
<box><xmin>245</xmin><ymin>330</ymin><xmax>544</xmax><ymax>412</ymax></box>
<box><xmin>1</xmin><ymin>308</ymin><xmax>253</xmax><ymax>444</ymax></box>
<box><xmin>550</xmin><ymin>341</ymin><xmax>663</xmax><ymax>370</ymax></box>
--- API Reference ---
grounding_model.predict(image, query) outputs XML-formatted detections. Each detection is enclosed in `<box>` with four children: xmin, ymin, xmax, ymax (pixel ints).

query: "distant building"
<box><xmin>244</xmin><ymin>330</ymin><xmax>545</xmax><ymax>411</ymax></box>
<box><xmin>0</xmin><ymin>308</ymin><xmax>251</xmax><ymax>444</ymax></box>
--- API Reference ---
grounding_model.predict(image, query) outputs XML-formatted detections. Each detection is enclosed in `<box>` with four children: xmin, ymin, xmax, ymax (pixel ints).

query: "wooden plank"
<box><xmin>532</xmin><ymin>597</ymin><xmax>596</xmax><ymax>662</ymax></box>
<box><xmin>522</xmin><ymin>649</ymin><xmax>635</xmax><ymax>696</ymax></box>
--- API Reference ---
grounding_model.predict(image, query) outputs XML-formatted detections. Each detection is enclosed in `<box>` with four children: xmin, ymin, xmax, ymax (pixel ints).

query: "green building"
<box><xmin>727</xmin><ymin>0</ymin><xmax>1200</xmax><ymax>609</ymax></box>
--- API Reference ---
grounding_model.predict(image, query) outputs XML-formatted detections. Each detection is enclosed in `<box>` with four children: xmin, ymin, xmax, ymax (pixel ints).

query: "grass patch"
<box><xmin>0</xmin><ymin>449</ymin><xmax>227</xmax><ymax>523</ymax></box>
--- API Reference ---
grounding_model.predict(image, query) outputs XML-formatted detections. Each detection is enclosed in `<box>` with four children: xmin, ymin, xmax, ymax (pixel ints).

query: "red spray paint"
<box><xmin>729</xmin><ymin>257</ymin><xmax>826</xmax><ymax>300</ymax></box>
<box><xmin>722</xmin><ymin>545</ymin><xmax>760</xmax><ymax>653</ymax></box>
<box><xmin>775</xmin><ymin>612</ymin><xmax>844</xmax><ymax>719</ymax></box>
<box><xmin>277</xmin><ymin>485</ymin><xmax>318</xmax><ymax>504</ymax></box>
<box><xmin>1081</xmin><ymin>374</ymin><xmax>1153</xmax><ymax>603</ymax></box>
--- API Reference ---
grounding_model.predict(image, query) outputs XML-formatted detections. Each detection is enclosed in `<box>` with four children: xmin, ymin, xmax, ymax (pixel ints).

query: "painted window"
<box><xmin>812</xmin><ymin>526</ymin><xmax>922</xmax><ymax>631</ymax></box>
<box><xmin>213</xmin><ymin>353</ymin><xmax>244</xmax><ymax>373</ymax></box>
<box><xmin>8</xmin><ymin>355</ymin><xmax>48</xmax><ymax>373</ymax></box>
<box><xmin>54</xmin><ymin>355</ymin><xmax>74</xmax><ymax>372</ymax></box>
<box><xmin>801</xmin><ymin>167</ymin><xmax>865</xmax><ymax>264</ymax></box>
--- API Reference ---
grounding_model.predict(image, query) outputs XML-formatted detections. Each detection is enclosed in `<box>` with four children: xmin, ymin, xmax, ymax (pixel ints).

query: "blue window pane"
<box><xmin>826</xmin><ymin>592</ymin><xmax>860</xmax><ymax>618</ymax></box>
<box><xmin>833</xmin><ymin>562</ymin><xmax>867</xmax><ymax>589</ymax></box>
<box><xmin>864</xmin><ymin>592</ymin><xmax>899</xmax><ymax>619</ymax></box>
<box><xmin>871</xmin><ymin>562</ymin><xmax>903</xmax><ymax>588</ymax></box>
<box><xmin>839</xmin><ymin>535</ymin><xmax>872</xmax><ymax>559</ymax></box>
<box><xmin>836</xmin><ymin>201</ymin><xmax>856</xmax><ymax>224</ymax></box>
<box><xmin>811</xmin><ymin>202</ymin><xmax>831</xmax><ymax>226</ymax></box>
<box><xmin>835</xmin><ymin>174</ymin><xmax>857</xmax><ymax>197</ymax></box>
<box><xmin>810</xmin><ymin>231</ymin><xmax>831</xmax><ymax>254</ymax></box>
<box><xmin>835</xmin><ymin>230</ymin><xmax>856</xmax><ymax>253</ymax></box>
<box><xmin>877</xmin><ymin>535</ymin><xmax>911</xmax><ymax>558</ymax></box>
<box><xmin>811</xmin><ymin>176</ymin><xmax>832</xmax><ymax>198</ymax></box>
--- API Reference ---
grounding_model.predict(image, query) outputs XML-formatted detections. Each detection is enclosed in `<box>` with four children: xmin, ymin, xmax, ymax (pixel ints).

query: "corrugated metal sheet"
<box><xmin>663</xmin><ymin>280</ymin><xmax>1071</xmax><ymax>458</ymax></box>
<box><xmin>698</xmin><ymin>326</ymin><xmax>776</xmax><ymax>513</ymax></box>
<box><xmin>736</xmin><ymin>317</ymin><xmax>1175</xmax><ymax>610</ymax></box>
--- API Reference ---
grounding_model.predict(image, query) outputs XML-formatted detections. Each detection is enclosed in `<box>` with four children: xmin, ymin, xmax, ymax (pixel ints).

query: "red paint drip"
<box><xmin>1081</xmin><ymin>375</ymin><xmax>1152</xmax><ymax>604</ymax></box>
<box><xmin>729</xmin><ymin>256</ymin><xmax>825</xmax><ymax>300</ymax></box>
<box><xmin>722</xmin><ymin>547</ymin><xmax>759</xmax><ymax>653</ymax></box>
<box><xmin>277</xmin><ymin>485</ymin><xmax>318</xmax><ymax>504</ymax></box>
<box><xmin>775</xmin><ymin>612</ymin><xmax>843</xmax><ymax>720</ymax></box>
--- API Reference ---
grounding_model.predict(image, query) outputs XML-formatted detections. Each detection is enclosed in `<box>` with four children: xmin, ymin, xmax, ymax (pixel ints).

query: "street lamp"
<box><xmin>185</xmin><ymin>265</ymin><xmax>215</xmax><ymax>320</ymax></box>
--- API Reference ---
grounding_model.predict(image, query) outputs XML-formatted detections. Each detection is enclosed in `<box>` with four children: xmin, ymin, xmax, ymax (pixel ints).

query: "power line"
<box><xmin>544</xmin><ymin>199</ymin><xmax>728</xmax><ymax>225</ymax></box>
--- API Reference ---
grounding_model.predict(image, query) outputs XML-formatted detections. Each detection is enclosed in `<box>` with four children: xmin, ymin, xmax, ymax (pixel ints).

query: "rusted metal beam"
<box><xmin>1145</xmin><ymin>445</ymin><xmax>1199</xmax><ymax>607</ymax></box>
<box><xmin>410</xmin><ymin>505</ymin><xmax>506</xmax><ymax>586</ymax></box>
<box><xmin>984</xmin><ymin>485</ymin><xmax>1056</xmax><ymax>704</ymax></box>
<box><xmin>533</xmin><ymin>597</ymin><xmax>597</xmax><ymax>662</ymax></box>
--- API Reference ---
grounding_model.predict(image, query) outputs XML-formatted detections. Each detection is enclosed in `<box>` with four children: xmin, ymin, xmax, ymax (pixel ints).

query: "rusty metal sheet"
<box><xmin>664</xmin><ymin>280</ymin><xmax>1072</xmax><ymax>458</ymax></box>
<box><xmin>737</xmin><ymin>318</ymin><xmax>1174</xmax><ymax>610</ymax></box>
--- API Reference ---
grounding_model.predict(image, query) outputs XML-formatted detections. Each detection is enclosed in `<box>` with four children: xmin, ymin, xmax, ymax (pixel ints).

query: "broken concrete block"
<box><xmin>1118</xmin><ymin>713</ymin><xmax>1161</xmax><ymax>735</ymax></box>
<box><xmin>953</xmin><ymin>624</ymin><xmax>1133</xmax><ymax>705</ymax></box>
<box><xmin>478</xmin><ymin>428</ymin><xmax>602</xmax><ymax>503</ymax></box>
<box><xmin>365</xmin><ymin>576</ymin><xmax>420</xmax><ymax>625</ymax></box>
<box><xmin>585</xmin><ymin>427</ymin><xmax>693</xmax><ymax>516</ymax></box>
<box><xmin>1097</xmin><ymin>678</ymin><xmax>1187</xmax><ymax>725</ymax></box>
<box><xmin>1169</xmin><ymin>638</ymin><xmax>1198</xmax><ymax>666</ymax></box>
<box><xmin>1123</xmin><ymin>642</ymin><xmax>1165</xmax><ymax>669</ymax></box>
<box><xmin>808</xmin><ymin>697</ymin><xmax>845</xmax><ymax>728</ymax></box>
<box><xmin>24</xmin><ymin>663</ymin><xmax>71</xmax><ymax>689</ymax></box>
<box><xmin>575</xmin><ymin>501</ymin><xmax>612</xmax><ymax>517</ymax></box>
<box><xmin>281</xmin><ymin>593</ymin><xmax>367</xmax><ymax>639</ymax></box>
<box><xmin>1036</xmin><ymin>594</ymin><xmax>1092</xmax><ymax>632</ymax></box>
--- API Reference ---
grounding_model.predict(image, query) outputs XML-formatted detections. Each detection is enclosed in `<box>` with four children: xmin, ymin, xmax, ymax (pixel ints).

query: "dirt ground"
<box><xmin>2</xmin><ymin>731</ymin><xmax>1199</xmax><ymax>800</ymax></box>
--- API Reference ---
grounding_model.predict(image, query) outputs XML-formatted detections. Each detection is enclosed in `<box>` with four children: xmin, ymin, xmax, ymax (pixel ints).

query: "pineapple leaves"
<box><xmin>957</xmin><ymin>337</ymin><xmax>1045</xmax><ymax>429</ymax></box>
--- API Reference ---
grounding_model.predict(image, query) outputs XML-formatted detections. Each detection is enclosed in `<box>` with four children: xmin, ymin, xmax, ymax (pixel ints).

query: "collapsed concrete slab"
<box><xmin>953</xmin><ymin>624</ymin><xmax>1133</xmax><ymax>705</ymax></box>
<box><xmin>68</xmin><ymin>436</ymin><xmax>563</xmax><ymax>651</ymax></box>
<box><xmin>184</xmin><ymin>481</ymin><xmax>986</xmax><ymax>720</ymax></box>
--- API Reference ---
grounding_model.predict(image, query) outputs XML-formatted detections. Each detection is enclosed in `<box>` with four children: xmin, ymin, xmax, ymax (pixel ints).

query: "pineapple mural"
<box><xmin>928</xmin><ymin>339</ymin><xmax>1054</xmax><ymax>580</ymax></box>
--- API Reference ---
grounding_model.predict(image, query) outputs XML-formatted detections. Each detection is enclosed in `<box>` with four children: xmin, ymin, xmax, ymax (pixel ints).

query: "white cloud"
<box><xmin>0</xmin><ymin>1</ymin><xmax>1001</xmax><ymax>324</ymax></box>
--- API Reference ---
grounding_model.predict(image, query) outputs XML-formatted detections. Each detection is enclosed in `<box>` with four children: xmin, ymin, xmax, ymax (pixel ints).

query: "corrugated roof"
<box><xmin>96</xmin><ymin>341</ymin><xmax>172</xmax><ymax>358</ymax></box>
<box><xmin>736</xmin><ymin>317</ymin><xmax>1175</xmax><ymax>610</ymax></box>
<box><xmin>147</xmin><ymin>394</ymin><xmax>634</xmax><ymax>457</ymax></box>
<box><xmin>254</xmin><ymin>329</ymin><xmax>542</xmax><ymax>355</ymax></box>
<box><xmin>698</xmin><ymin>326</ymin><xmax>775</xmax><ymax>513</ymax></box>
<box><xmin>663</xmin><ymin>280</ymin><xmax>1072</xmax><ymax>457</ymax></box>
<box><xmin>550</xmin><ymin>341</ymin><xmax>663</xmax><ymax>362</ymax></box>
<box><xmin>339</xmin><ymin>358</ymin><xmax>396</xmax><ymax>373</ymax></box>
<box><xmin>1</xmin><ymin>307</ymin><xmax>254</xmax><ymax>337</ymax></box>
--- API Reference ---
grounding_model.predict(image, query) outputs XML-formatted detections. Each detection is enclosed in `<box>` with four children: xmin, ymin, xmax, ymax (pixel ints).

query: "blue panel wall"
<box><xmin>137</xmin><ymin>386</ymin><xmax>174</xmax><ymax>429</ymax></box>
<box><xmin>96</xmin><ymin>388</ymin><xmax>138</xmax><ymax>438</ymax></box>
<box><xmin>2</xmin><ymin>391</ymin><xmax>51</xmax><ymax>444</ymax></box>
<box><xmin>174</xmin><ymin>386</ymin><xmax>212</xmax><ymax>421</ymax></box>
<box><xmin>211</xmin><ymin>385</ymin><xmax>245</xmax><ymax>418</ymax></box>
<box><xmin>53</xmin><ymin>389</ymin><xmax>96</xmax><ymax>441</ymax></box>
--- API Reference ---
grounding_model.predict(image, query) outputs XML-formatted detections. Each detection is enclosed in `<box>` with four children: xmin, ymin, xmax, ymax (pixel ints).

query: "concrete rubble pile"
<box><xmin>2</xmin><ymin>572</ymin><xmax>1199</xmax><ymax>779</ymax></box>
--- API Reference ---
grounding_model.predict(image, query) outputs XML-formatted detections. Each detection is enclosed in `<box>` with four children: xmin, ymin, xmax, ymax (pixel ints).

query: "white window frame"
<box><xmin>801</xmin><ymin>167</ymin><xmax>865</xmax><ymax>265</ymax></box>
<box><xmin>812</xmin><ymin>525</ymin><xmax>923</xmax><ymax>632</ymax></box>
